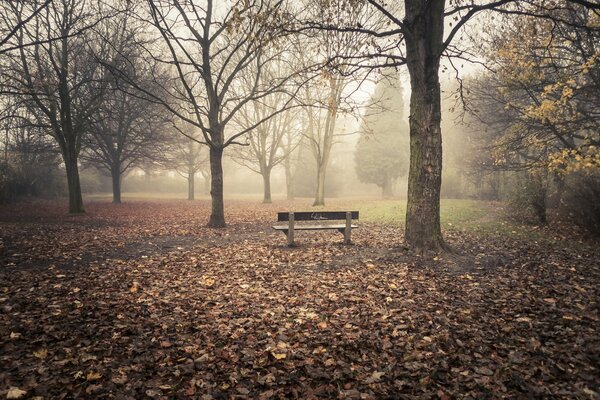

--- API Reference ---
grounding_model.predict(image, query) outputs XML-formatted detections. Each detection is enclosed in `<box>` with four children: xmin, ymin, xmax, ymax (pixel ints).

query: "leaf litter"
<box><xmin>0</xmin><ymin>199</ymin><xmax>598</xmax><ymax>399</ymax></box>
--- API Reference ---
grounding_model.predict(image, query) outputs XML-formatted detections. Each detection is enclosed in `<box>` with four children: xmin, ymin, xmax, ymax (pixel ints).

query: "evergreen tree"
<box><xmin>355</xmin><ymin>71</ymin><xmax>409</xmax><ymax>197</ymax></box>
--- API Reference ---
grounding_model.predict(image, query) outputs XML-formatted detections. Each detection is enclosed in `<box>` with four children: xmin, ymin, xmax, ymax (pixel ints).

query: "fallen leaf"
<box><xmin>6</xmin><ymin>387</ymin><xmax>27</xmax><ymax>399</ymax></box>
<box><xmin>33</xmin><ymin>349</ymin><xmax>48</xmax><ymax>359</ymax></box>
<box><xmin>201</xmin><ymin>276</ymin><xmax>215</xmax><ymax>288</ymax></box>
<box><xmin>86</xmin><ymin>371</ymin><xmax>102</xmax><ymax>381</ymax></box>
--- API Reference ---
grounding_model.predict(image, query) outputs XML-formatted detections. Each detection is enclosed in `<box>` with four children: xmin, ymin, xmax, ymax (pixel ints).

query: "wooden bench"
<box><xmin>272</xmin><ymin>211</ymin><xmax>359</xmax><ymax>246</ymax></box>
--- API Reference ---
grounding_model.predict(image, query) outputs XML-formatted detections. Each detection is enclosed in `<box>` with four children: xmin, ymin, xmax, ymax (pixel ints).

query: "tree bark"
<box><xmin>111</xmin><ymin>165</ymin><xmax>122</xmax><ymax>204</ymax></box>
<box><xmin>313</xmin><ymin>163</ymin><xmax>327</xmax><ymax>206</ymax></box>
<box><xmin>208</xmin><ymin>146</ymin><xmax>225</xmax><ymax>227</ymax></box>
<box><xmin>262</xmin><ymin>168</ymin><xmax>272</xmax><ymax>204</ymax></box>
<box><xmin>284</xmin><ymin>157</ymin><xmax>294</xmax><ymax>200</ymax></box>
<box><xmin>404</xmin><ymin>0</ymin><xmax>446</xmax><ymax>252</ymax></box>
<box><xmin>531</xmin><ymin>171</ymin><xmax>548</xmax><ymax>225</ymax></box>
<box><xmin>549</xmin><ymin>173</ymin><xmax>565</xmax><ymax>208</ymax></box>
<box><xmin>64</xmin><ymin>152</ymin><xmax>85</xmax><ymax>214</ymax></box>
<box><xmin>188</xmin><ymin>170</ymin><xmax>195</xmax><ymax>201</ymax></box>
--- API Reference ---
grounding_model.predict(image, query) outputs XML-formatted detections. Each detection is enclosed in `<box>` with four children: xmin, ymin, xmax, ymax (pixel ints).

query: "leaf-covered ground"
<box><xmin>0</xmin><ymin>199</ymin><xmax>599</xmax><ymax>399</ymax></box>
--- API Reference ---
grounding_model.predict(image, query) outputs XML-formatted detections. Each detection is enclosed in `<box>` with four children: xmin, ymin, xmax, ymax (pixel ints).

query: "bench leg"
<box><xmin>344</xmin><ymin>211</ymin><xmax>352</xmax><ymax>244</ymax></box>
<box><xmin>287</xmin><ymin>212</ymin><xmax>295</xmax><ymax>246</ymax></box>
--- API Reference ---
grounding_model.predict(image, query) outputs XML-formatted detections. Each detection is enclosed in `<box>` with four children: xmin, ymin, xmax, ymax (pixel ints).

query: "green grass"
<box><xmin>357</xmin><ymin>198</ymin><xmax>549</xmax><ymax>241</ymax></box>
<box><xmin>359</xmin><ymin>199</ymin><xmax>488</xmax><ymax>227</ymax></box>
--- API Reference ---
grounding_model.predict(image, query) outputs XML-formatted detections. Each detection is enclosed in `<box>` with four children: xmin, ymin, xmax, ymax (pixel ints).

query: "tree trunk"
<box><xmin>404</xmin><ymin>0</ymin><xmax>446</xmax><ymax>252</ymax></box>
<box><xmin>203</xmin><ymin>174</ymin><xmax>210</xmax><ymax>195</ymax></box>
<box><xmin>313</xmin><ymin>163</ymin><xmax>326</xmax><ymax>206</ymax></box>
<box><xmin>530</xmin><ymin>171</ymin><xmax>548</xmax><ymax>225</ymax></box>
<box><xmin>382</xmin><ymin>174</ymin><xmax>393</xmax><ymax>198</ymax></box>
<box><xmin>262</xmin><ymin>168</ymin><xmax>272</xmax><ymax>204</ymax></box>
<box><xmin>64</xmin><ymin>152</ymin><xmax>85</xmax><ymax>214</ymax></box>
<box><xmin>489</xmin><ymin>173</ymin><xmax>500</xmax><ymax>201</ymax></box>
<box><xmin>549</xmin><ymin>173</ymin><xmax>565</xmax><ymax>208</ymax></box>
<box><xmin>111</xmin><ymin>165</ymin><xmax>122</xmax><ymax>204</ymax></box>
<box><xmin>188</xmin><ymin>170</ymin><xmax>195</xmax><ymax>201</ymax></box>
<box><xmin>284</xmin><ymin>157</ymin><xmax>294</xmax><ymax>200</ymax></box>
<box><xmin>208</xmin><ymin>146</ymin><xmax>225</xmax><ymax>227</ymax></box>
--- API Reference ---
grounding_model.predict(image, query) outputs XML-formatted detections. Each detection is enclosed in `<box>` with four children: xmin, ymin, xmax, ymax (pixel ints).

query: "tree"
<box><xmin>298</xmin><ymin>1</ymin><xmax>379</xmax><ymax>206</ymax></box>
<box><xmin>281</xmin><ymin>123</ymin><xmax>302</xmax><ymax>200</ymax></box>
<box><xmin>83</xmin><ymin>11</ymin><xmax>170</xmax><ymax>204</ymax></box>
<box><xmin>0</xmin><ymin>104</ymin><xmax>63</xmax><ymax>200</ymax></box>
<box><xmin>233</xmin><ymin>96</ymin><xmax>301</xmax><ymax>203</ymax></box>
<box><xmin>300</xmin><ymin>0</ymin><xmax>600</xmax><ymax>251</ymax></box>
<box><xmin>230</xmin><ymin>52</ymin><xmax>305</xmax><ymax>203</ymax></box>
<box><xmin>355</xmin><ymin>70</ymin><xmax>409</xmax><ymax>197</ymax></box>
<box><xmin>466</xmin><ymin>4</ymin><xmax>600</xmax><ymax>224</ymax></box>
<box><xmin>112</xmin><ymin>0</ymin><xmax>304</xmax><ymax>227</ymax></box>
<box><xmin>1</xmin><ymin>0</ymin><xmax>109</xmax><ymax>213</ymax></box>
<box><xmin>303</xmin><ymin>74</ymin><xmax>346</xmax><ymax>206</ymax></box>
<box><xmin>167</xmin><ymin>124</ymin><xmax>209</xmax><ymax>201</ymax></box>
<box><xmin>0</xmin><ymin>0</ymin><xmax>53</xmax><ymax>56</ymax></box>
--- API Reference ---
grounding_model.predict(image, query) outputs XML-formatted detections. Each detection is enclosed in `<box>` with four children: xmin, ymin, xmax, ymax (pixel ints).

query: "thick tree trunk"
<box><xmin>313</xmin><ymin>163</ymin><xmax>326</xmax><ymax>206</ymax></box>
<box><xmin>64</xmin><ymin>152</ymin><xmax>85</xmax><ymax>214</ymax></box>
<box><xmin>262</xmin><ymin>168</ymin><xmax>272</xmax><ymax>204</ymax></box>
<box><xmin>208</xmin><ymin>146</ymin><xmax>225</xmax><ymax>227</ymax></box>
<box><xmin>111</xmin><ymin>165</ymin><xmax>122</xmax><ymax>204</ymax></box>
<box><xmin>404</xmin><ymin>0</ymin><xmax>446</xmax><ymax>252</ymax></box>
<box><xmin>188</xmin><ymin>171</ymin><xmax>195</xmax><ymax>201</ymax></box>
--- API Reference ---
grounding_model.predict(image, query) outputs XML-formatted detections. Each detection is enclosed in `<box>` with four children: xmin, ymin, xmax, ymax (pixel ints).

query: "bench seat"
<box><xmin>274</xmin><ymin>211</ymin><xmax>359</xmax><ymax>245</ymax></box>
<box><xmin>272</xmin><ymin>224</ymin><xmax>358</xmax><ymax>231</ymax></box>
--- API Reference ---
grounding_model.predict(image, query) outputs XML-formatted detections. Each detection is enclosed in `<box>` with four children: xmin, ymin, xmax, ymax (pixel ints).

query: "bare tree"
<box><xmin>110</xmin><ymin>0</ymin><xmax>307</xmax><ymax>226</ymax></box>
<box><xmin>0</xmin><ymin>0</ymin><xmax>53</xmax><ymax>55</ymax></box>
<box><xmin>167</xmin><ymin>124</ymin><xmax>209</xmax><ymax>201</ymax></box>
<box><xmin>232</xmin><ymin>89</ymin><xmax>302</xmax><ymax>203</ymax></box>
<box><xmin>281</xmin><ymin>126</ymin><xmax>301</xmax><ymax>200</ymax></box>
<box><xmin>0</xmin><ymin>103</ymin><xmax>62</xmax><ymax>199</ymax></box>
<box><xmin>1</xmin><ymin>0</ymin><xmax>109</xmax><ymax>213</ymax></box>
<box><xmin>296</xmin><ymin>3</ymin><xmax>376</xmax><ymax>206</ymax></box>
<box><xmin>82</xmin><ymin>10</ymin><xmax>170</xmax><ymax>204</ymax></box>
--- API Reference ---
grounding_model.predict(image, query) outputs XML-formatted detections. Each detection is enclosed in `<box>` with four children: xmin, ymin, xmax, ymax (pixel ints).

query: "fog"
<box><xmin>1</xmin><ymin>0</ymin><xmax>598</xmax><ymax>235</ymax></box>
<box><xmin>85</xmin><ymin>74</ymin><xmax>464</xmax><ymax>202</ymax></box>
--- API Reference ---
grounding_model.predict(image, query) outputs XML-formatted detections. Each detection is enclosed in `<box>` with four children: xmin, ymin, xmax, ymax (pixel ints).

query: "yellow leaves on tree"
<box><xmin>548</xmin><ymin>146</ymin><xmax>600</xmax><ymax>175</ymax></box>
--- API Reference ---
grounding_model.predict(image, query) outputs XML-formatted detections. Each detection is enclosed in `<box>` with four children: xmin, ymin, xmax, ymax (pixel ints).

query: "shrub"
<box><xmin>560</xmin><ymin>171</ymin><xmax>600</xmax><ymax>236</ymax></box>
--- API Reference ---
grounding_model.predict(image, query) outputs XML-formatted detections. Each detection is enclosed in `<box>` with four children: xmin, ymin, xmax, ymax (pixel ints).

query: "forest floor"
<box><xmin>0</xmin><ymin>198</ymin><xmax>598</xmax><ymax>399</ymax></box>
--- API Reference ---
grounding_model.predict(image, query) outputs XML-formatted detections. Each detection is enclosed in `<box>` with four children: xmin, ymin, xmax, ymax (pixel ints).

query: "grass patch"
<box><xmin>359</xmin><ymin>199</ymin><xmax>488</xmax><ymax>228</ymax></box>
<box><xmin>358</xmin><ymin>198</ymin><xmax>549</xmax><ymax>241</ymax></box>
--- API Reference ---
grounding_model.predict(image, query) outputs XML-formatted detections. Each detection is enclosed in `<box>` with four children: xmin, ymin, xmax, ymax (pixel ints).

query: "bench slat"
<box><xmin>277</xmin><ymin>211</ymin><xmax>359</xmax><ymax>222</ymax></box>
<box><xmin>272</xmin><ymin>224</ymin><xmax>358</xmax><ymax>231</ymax></box>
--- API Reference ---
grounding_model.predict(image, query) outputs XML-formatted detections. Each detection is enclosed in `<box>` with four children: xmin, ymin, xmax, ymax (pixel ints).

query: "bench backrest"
<box><xmin>277</xmin><ymin>211</ymin><xmax>359</xmax><ymax>222</ymax></box>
